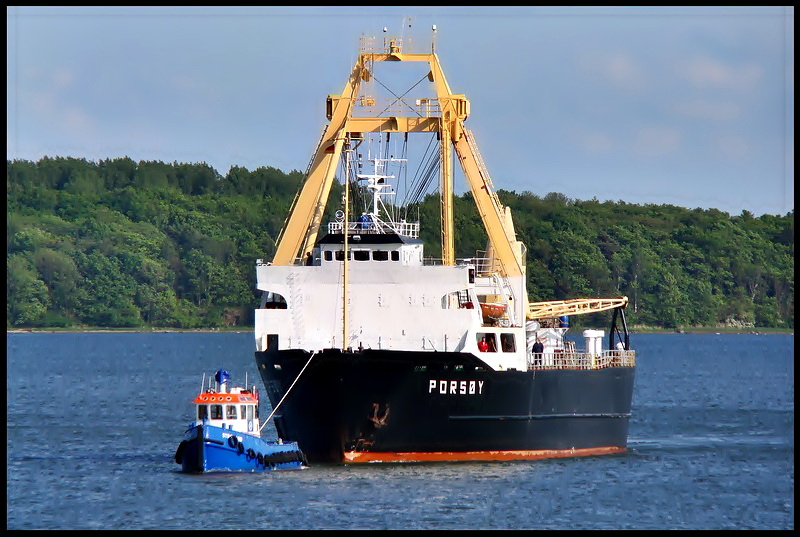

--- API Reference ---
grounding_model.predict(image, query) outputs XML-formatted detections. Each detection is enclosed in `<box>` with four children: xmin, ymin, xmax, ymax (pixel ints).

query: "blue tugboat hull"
<box><xmin>175</xmin><ymin>424</ymin><xmax>306</xmax><ymax>473</ymax></box>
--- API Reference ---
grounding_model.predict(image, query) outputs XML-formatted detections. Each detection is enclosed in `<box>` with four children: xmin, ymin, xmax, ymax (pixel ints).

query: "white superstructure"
<box><xmin>254</xmin><ymin>155</ymin><xmax>529</xmax><ymax>372</ymax></box>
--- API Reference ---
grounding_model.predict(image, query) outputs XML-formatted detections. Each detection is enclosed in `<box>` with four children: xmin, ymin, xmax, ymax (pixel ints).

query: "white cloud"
<box><xmin>61</xmin><ymin>105</ymin><xmax>94</xmax><ymax>134</ymax></box>
<box><xmin>675</xmin><ymin>55</ymin><xmax>763</xmax><ymax>92</ymax></box>
<box><xmin>672</xmin><ymin>99</ymin><xmax>741</xmax><ymax>121</ymax></box>
<box><xmin>715</xmin><ymin>134</ymin><xmax>750</xmax><ymax>160</ymax></box>
<box><xmin>52</xmin><ymin>67</ymin><xmax>76</xmax><ymax>90</ymax></box>
<box><xmin>633</xmin><ymin>126</ymin><xmax>682</xmax><ymax>158</ymax></box>
<box><xmin>578</xmin><ymin>50</ymin><xmax>645</xmax><ymax>91</ymax></box>
<box><xmin>577</xmin><ymin>130</ymin><xmax>615</xmax><ymax>154</ymax></box>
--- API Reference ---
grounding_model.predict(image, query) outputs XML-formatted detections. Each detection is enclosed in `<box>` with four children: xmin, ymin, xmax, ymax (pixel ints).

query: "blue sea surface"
<box><xmin>7</xmin><ymin>332</ymin><xmax>793</xmax><ymax>529</ymax></box>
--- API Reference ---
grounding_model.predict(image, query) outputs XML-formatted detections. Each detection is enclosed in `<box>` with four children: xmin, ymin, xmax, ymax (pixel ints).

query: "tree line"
<box><xmin>6</xmin><ymin>156</ymin><xmax>794</xmax><ymax>330</ymax></box>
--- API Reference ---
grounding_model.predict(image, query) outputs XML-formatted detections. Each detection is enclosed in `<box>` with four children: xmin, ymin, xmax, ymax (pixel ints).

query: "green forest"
<box><xmin>7</xmin><ymin>157</ymin><xmax>794</xmax><ymax>330</ymax></box>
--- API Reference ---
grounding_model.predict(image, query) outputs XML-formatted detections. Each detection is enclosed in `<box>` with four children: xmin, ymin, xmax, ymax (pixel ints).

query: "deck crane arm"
<box><xmin>426</xmin><ymin>54</ymin><xmax>525</xmax><ymax>281</ymax></box>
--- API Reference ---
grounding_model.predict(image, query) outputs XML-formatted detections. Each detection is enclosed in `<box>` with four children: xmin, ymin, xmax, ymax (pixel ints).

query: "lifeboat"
<box><xmin>480</xmin><ymin>302</ymin><xmax>507</xmax><ymax>322</ymax></box>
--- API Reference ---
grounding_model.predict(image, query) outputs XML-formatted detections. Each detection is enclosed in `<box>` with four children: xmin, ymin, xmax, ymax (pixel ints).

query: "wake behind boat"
<box><xmin>174</xmin><ymin>370</ymin><xmax>306</xmax><ymax>472</ymax></box>
<box><xmin>253</xmin><ymin>28</ymin><xmax>636</xmax><ymax>464</ymax></box>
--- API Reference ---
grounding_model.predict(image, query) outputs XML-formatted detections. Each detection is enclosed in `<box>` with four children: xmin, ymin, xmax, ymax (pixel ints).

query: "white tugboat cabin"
<box><xmin>193</xmin><ymin>370</ymin><xmax>262</xmax><ymax>436</ymax></box>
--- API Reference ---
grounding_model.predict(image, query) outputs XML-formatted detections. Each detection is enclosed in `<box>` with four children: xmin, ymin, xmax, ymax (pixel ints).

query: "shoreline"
<box><xmin>6</xmin><ymin>328</ymin><xmax>251</xmax><ymax>334</ymax></box>
<box><xmin>7</xmin><ymin>327</ymin><xmax>794</xmax><ymax>335</ymax></box>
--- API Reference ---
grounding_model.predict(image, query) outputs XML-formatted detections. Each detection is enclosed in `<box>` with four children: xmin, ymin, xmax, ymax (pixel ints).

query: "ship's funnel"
<box><xmin>215</xmin><ymin>369</ymin><xmax>230</xmax><ymax>393</ymax></box>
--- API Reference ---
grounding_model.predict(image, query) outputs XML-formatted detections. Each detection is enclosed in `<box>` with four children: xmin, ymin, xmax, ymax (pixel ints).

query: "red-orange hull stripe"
<box><xmin>343</xmin><ymin>445</ymin><xmax>626</xmax><ymax>463</ymax></box>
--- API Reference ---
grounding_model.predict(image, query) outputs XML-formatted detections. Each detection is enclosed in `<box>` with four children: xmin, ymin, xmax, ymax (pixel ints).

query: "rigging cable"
<box><xmin>407</xmin><ymin>133</ymin><xmax>440</xmax><ymax>207</ymax></box>
<box><xmin>405</xmin><ymin>133</ymin><xmax>435</xmax><ymax>206</ymax></box>
<box><xmin>372</xmin><ymin>73</ymin><xmax>429</xmax><ymax>118</ymax></box>
<box><xmin>260</xmin><ymin>351</ymin><xmax>317</xmax><ymax>431</ymax></box>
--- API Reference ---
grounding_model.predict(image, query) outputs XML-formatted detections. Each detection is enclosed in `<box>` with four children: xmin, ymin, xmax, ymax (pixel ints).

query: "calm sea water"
<box><xmin>7</xmin><ymin>332</ymin><xmax>793</xmax><ymax>530</ymax></box>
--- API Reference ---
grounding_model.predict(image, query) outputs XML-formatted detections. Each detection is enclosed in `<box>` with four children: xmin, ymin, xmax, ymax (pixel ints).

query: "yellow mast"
<box><xmin>440</xmin><ymin>116</ymin><xmax>454</xmax><ymax>266</ymax></box>
<box><xmin>342</xmin><ymin>140</ymin><xmax>350</xmax><ymax>350</ymax></box>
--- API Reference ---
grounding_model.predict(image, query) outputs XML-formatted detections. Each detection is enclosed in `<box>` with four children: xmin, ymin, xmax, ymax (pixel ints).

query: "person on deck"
<box><xmin>532</xmin><ymin>337</ymin><xmax>544</xmax><ymax>365</ymax></box>
<box><xmin>478</xmin><ymin>337</ymin><xmax>489</xmax><ymax>352</ymax></box>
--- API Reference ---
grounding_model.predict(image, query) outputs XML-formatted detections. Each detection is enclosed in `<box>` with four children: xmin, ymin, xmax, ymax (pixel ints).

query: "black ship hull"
<box><xmin>255</xmin><ymin>347</ymin><xmax>635</xmax><ymax>464</ymax></box>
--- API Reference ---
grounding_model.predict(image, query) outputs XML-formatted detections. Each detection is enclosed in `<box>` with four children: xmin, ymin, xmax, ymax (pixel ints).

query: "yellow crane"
<box><xmin>270</xmin><ymin>33</ymin><xmax>628</xmax><ymax>323</ymax></box>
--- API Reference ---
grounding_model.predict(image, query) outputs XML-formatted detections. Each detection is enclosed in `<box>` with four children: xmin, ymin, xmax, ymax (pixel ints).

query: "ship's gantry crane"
<box><xmin>270</xmin><ymin>33</ymin><xmax>627</xmax><ymax>323</ymax></box>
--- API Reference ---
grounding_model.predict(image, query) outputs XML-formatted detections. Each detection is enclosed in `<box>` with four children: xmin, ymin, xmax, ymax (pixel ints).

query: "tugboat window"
<box><xmin>240</xmin><ymin>405</ymin><xmax>247</xmax><ymax>419</ymax></box>
<box><xmin>246</xmin><ymin>406</ymin><xmax>254</xmax><ymax>420</ymax></box>
<box><xmin>227</xmin><ymin>405</ymin><xmax>237</xmax><ymax>419</ymax></box>
<box><xmin>210</xmin><ymin>404</ymin><xmax>223</xmax><ymax>419</ymax></box>
<box><xmin>197</xmin><ymin>405</ymin><xmax>208</xmax><ymax>420</ymax></box>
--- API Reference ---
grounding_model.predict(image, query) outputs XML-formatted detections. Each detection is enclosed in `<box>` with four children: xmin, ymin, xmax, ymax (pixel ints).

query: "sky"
<box><xmin>7</xmin><ymin>6</ymin><xmax>794</xmax><ymax>217</ymax></box>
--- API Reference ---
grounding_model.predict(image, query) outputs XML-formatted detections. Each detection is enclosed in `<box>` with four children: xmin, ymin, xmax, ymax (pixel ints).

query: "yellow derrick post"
<box><xmin>439</xmin><ymin>116</ymin><xmax>455</xmax><ymax>266</ymax></box>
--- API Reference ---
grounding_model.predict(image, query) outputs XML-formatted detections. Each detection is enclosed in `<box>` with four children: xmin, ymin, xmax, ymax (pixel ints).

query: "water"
<box><xmin>7</xmin><ymin>332</ymin><xmax>793</xmax><ymax>529</ymax></box>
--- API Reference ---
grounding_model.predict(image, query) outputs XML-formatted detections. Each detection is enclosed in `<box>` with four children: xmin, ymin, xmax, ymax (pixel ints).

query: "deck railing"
<box><xmin>527</xmin><ymin>350</ymin><xmax>636</xmax><ymax>371</ymax></box>
<box><xmin>327</xmin><ymin>220</ymin><xmax>420</xmax><ymax>238</ymax></box>
<box><xmin>352</xmin><ymin>97</ymin><xmax>442</xmax><ymax>118</ymax></box>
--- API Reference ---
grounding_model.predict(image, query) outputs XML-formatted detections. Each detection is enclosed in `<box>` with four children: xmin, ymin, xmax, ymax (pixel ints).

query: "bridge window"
<box><xmin>373</xmin><ymin>250</ymin><xmax>389</xmax><ymax>261</ymax></box>
<box><xmin>477</xmin><ymin>333</ymin><xmax>497</xmax><ymax>352</ymax></box>
<box><xmin>226</xmin><ymin>405</ymin><xmax>237</xmax><ymax>419</ymax></box>
<box><xmin>335</xmin><ymin>250</ymin><xmax>351</xmax><ymax>261</ymax></box>
<box><xmin>246</xmin><ymin>405</ymin><xmax>255</xmax><ymax>420</ymax></box>
<box><xmin>263</xmin><ymin>293</ymin><xmax>287</xmax><ymax>309</ymax></box>
<box><xmin>353</xmin><ymin>250</ymin><xmax>370</xmax><ymax>261</ymax></box>
<box><xmin>210</xmin><ymin>405</ymin><xmax>223</xmax><ymax>419</ymax></box>
<box><xmin>324</xmin><ymin>250</ymin><xmax>333</xmax><ymax>261</ymax></box>
<box><xmin>391</xmin><ymin>251</ymin><xmax>399</xmax><ymax>261</ymax></box>
<box><xmin>197</xmin><ymin>405</ymin><xmax>208</xmax><ymax>420</ymax></box>
<box><xmin>500</xmin><ymin>333</ymin><xmax>516</xmax><ymax>352</ymax></box>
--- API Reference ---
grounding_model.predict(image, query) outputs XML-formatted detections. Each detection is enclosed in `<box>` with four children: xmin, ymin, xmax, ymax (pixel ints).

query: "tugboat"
<box><xmin>253</xmin><ymin>29</ymin><xmax>636</xmax><ymax>463</ymax></box>
<box><xmin>174</xmin><ymin>370</ymin><xmax>306</xmax><ymax>472</ymax></box>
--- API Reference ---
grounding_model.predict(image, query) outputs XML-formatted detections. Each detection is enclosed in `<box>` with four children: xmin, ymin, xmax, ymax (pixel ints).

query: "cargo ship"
<box><xmin>253</xmin><ymin>30</ymin><xmax>636</xmax><ymax>464</ymax></box>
